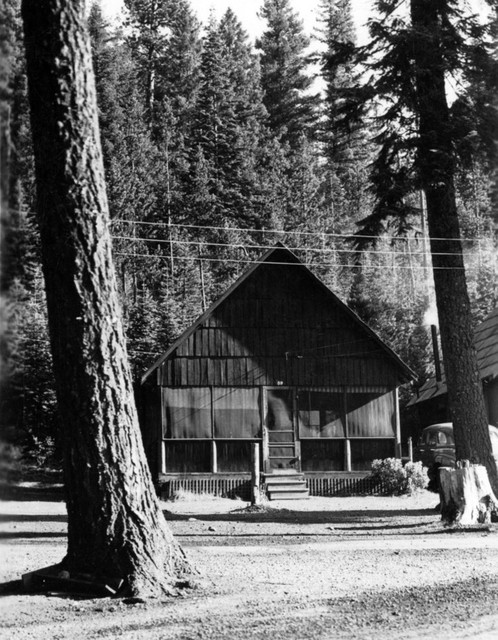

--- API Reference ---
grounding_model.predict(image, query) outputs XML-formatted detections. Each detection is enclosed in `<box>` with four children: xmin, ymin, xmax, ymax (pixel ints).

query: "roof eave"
<box><xmin>141</xmin><ymin>244</ymin><xmax>293</xmax><ymax>384</ymax></box>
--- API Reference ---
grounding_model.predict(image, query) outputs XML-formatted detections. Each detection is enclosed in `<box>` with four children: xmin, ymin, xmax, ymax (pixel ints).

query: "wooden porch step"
<box><xmin>263</xmin><ymin>471</ymin><xmax>303</xmax><ymax>479</ymax></box>
<box><xmin>266</xmin><ymin>481</ymin><xmax>307</xmax><ymax>490</ymax></box>
<box><xmin>264</xmin><ymin>472</ymin><xmax>309</xmax><ymax>500</ymax></box>
<box><xmin>267</xmin><ymin>488</ymin><xmax>309</xmax><ymax>500</ymax></box>
<box><xmin>265</xmin><ymin>477</ymin><xmax>306</xmax><ymax>485</ymax></box>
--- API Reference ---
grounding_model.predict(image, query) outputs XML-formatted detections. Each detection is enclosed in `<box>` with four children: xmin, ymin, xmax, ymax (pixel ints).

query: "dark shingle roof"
<box><xmin>408</xmin><ymin>307</ymin><xmax>498</xmax><ymax>406</ymax></box>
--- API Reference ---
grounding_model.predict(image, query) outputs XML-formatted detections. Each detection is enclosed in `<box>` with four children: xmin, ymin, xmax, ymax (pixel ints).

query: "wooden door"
<box><xmin>265</xmin><ymin>388</ymin><xmax>300</xmax><ymax>472</ymax></box>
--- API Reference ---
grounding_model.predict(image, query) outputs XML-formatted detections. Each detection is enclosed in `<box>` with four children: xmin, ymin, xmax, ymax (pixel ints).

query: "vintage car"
<box><xmin>414</xmin><ymin>422</ymin><xmax>498</xmax><ymax>490</ymax></box>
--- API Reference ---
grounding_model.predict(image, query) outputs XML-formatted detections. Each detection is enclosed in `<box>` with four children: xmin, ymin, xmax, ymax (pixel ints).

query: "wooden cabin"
<box><xmin>408</xmin><ymin>307</ymin><xmax>498</xmax><ymax>428</ymax></box>
<box><xmin>138</xmin><ymin>245</ymin><xmax>415</xmax><ymax>497</ymax></box>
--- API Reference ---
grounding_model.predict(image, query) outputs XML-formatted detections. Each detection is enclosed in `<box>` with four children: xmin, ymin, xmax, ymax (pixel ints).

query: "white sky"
<box><xmin>100</xmin><ymin>0</ymin><xmax>374</xmax><ymax>42</ymax></box>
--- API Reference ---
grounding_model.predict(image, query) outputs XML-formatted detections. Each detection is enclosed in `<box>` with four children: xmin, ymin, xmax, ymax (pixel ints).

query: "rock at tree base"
<box><xmin>22</xmin><ymin>564</ymin><xmax>123</xmax><ymax>597</ymax></box>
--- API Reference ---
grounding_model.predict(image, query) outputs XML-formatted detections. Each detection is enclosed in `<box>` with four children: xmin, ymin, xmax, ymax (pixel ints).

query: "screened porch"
<box><xmin>159</xmin><ymin>386</ymin><xmax>399</xmax><ymax>475</ymax></box>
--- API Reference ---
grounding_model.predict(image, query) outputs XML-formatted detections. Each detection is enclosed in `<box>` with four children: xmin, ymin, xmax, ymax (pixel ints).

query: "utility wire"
<box><xmin>111</xmin><ymin>218</ymin><xmax>495</xmax><ymax>244</ymax></box>
<box><xmin>114</xmin><ymin>251</ymin><xmax>469</xmax><ymax>270</ymax></box>
<box><xmin>111</xmin><ymin>234</ymin><xmax>495</xmax><ymax>259</ymax></box>
<box><xmin>7</xmin><ymin>206</ymin><xmax>495</xmax><ymax>244</ymax></box>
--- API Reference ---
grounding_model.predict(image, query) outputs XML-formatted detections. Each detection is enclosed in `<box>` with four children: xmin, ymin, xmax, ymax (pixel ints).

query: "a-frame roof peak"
<box><xmin>258</xmin><ymin>242</ymin><xmax>300</xmax><ymax>263</ymax></box>
<box><xmin>141</xmin><ymin>244</ymin><xmax>415</xmax><ymax>384</ymax></box>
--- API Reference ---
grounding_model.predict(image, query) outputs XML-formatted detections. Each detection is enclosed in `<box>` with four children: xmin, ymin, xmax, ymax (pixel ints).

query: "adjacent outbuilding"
<box><xmin>138</xmin><ymin>245</ymin><xmax>415</xmax><ymax>497</ymax></box>
<box><xmin>408</xmin><ymin>307</ymin><xmax>498</xmax><ymax>428</ymax></box>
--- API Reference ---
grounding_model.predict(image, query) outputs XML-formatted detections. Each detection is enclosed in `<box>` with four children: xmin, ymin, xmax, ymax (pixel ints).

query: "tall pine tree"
<box><xmin>317</xmin><ymin>0</ymin><xmax>358</xmax><ymax>166</ymax></box>
<box><xmin>346</xmin><ymin>0</ymin><xmax>498</xmax><ymax>493</ymax></box>
<box><xmin>316</xmin><ymin>0</ymin><xmax>373</xmax><ymax>251</ymax></box>
<box><xmin>257</xmin><ymin>0</ymin><xmax>319</xmax><ymax>149</ymax></box>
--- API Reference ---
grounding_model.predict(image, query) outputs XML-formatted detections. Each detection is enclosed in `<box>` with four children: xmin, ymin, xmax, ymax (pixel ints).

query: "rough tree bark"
<box><xmin>411</xmin><ymin>0</ymin><xmax>498</xmax><ymax>498</ymax></box>
<box><xmin>439</xmin><ymin>462</ymin><xmax>498</xmax><ymax>525</ymax></box>
<box><xmin>21</xmin><ymin>0</ymin><xmax>193</xmax><ymax>596</ymax></box>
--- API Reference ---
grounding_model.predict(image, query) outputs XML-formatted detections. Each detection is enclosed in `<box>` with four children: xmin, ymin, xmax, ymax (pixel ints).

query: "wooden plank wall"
<box><xmin>159</xmin><ymin>262</ymin><xmax>402</xmax><ymax>389</ymax></box>
<box><xmin>485</xmin><ymin>379</ymin><xmax>498</xmax><ymax>427</ymax></box>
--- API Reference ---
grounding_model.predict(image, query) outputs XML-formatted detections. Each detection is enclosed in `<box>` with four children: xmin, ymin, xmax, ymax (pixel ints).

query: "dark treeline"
<box><xmin>1</xmin><ymin>0</ymin><xmax>497</xmax><ymax>462</ymax></box>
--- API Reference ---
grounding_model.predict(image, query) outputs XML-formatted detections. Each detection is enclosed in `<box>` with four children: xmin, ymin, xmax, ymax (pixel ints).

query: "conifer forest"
<box><xmin>1</xmin><ymin>0</ymin><xmax>497</xmax><ymax>464</ymax></box>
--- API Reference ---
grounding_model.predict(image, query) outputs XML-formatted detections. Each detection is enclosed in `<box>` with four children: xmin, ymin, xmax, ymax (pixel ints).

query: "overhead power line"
<box><xmin>111</xmin><ymin>234</ymin><xmax>496</xmax><ymax>259</ymax></box>
<box><xmin>7</xmin><ymin>206</ymin><xmax>495</xmax><ymax>244</ymax></box>
<box><xmin>111</xmin><ymin>218</ymin><xmax>496</xmax><ymax>244</ymax></box>
<box><xmin>6</xmin><ymin>207</ymin><xmax>495</xmax><ymax>244</ymax></box>
<box><xmin>114</xmin><ymin>251</ymin><xmax>470</xmax><ymax>270</ymax></box>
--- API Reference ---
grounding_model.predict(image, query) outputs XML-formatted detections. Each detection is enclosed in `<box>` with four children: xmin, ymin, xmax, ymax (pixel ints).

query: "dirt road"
<box><xmin>2</xmin><ymin>488</ymin><xmax>498</xmax><ymax>639</ymax></box>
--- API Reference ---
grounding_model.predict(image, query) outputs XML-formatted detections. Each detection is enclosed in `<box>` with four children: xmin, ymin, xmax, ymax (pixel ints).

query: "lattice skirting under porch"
<box><xmin>306</xmin><ymin>475</ymin><xmax>383</xmax><ymax>496</ymax></box>
<box><xmin>160</xmin><ymin>477</ymin><xmax>252</xmax><ymax>501</ymax></box>
<box><xmin>159</xmin><ymin>474</ymin><xmax>384</xmax><ymax>499</ymax></box>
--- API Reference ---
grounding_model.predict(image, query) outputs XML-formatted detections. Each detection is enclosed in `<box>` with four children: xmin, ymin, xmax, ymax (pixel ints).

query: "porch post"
<box><xmin>211</xmin><ymin>440</ymin><xmax>218</xmax><ymax>473</ymax></box>
<box><xmin>160</xmin><ymin>385</ymin><xmax>166</xmax><ymax>475</ymax></box>
<box><xmin>295</xmin><ymin>440</ymin><xmax>301</xmax><ymax>472</ymax></box>
<box><xmin>408</xmin><ymin>437</ymin><xmax>413</xmax><ymax>462</ymax></box>
<box><xmin>261</xmin><ymin>387</ymin><xmax>270</xmax><ymax>474</ymax></box>
<box><xmin>394</xmin><ymin>387</ymin><xmax>402</xmax><ymax>458</ymax></box>
<box><xmin>344</xmin><ymin>388</ymin><xmax>351</xmax><ymax>471</ymax></box>
<box><xmin>160</xmin><ymin>440</ymin><xmax>166</xmax><ymax>474</ymax></box>
<box><xmin>345</xmin><ymin>439</ymin><xmax>352</xmax><ymax>472</ymax></box>
<box><xmin>251</xmin><ymin>442</ymin><xmax>261</xmax><ymax>505</ymax></box>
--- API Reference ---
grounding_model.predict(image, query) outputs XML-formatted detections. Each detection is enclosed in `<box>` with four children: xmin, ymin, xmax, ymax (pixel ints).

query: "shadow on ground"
<box><xmin>0</xmin><ymin>483</ymin><xmax>64</xmax><ymax>502</ymax></box>
<box><xmin>162</xmin><ymin>508</ymin><xmax>438</xmax><ymax>526</ymax></box>
<box><xmin>0</xmin><ymin>514</ymin><xmax>67</xmax><ymax>523</ymax></box>
<box><xmin>0</xmin><ymin>532</ymin><xmax>67</xmax><ymax>541</ymax></box>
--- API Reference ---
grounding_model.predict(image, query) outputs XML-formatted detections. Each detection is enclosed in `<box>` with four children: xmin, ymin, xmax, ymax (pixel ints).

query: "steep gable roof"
<box><xmin>141</xmin><ymin>244</ymin><xmax>415</xmax><ymax>384</ymax></box>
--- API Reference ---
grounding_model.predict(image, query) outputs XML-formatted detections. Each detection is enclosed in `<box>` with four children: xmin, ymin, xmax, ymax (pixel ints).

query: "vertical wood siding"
<box><xmin>159</xmin><ymin>261</ymin><xmax>403</xmax><ymax>388</ymax></box>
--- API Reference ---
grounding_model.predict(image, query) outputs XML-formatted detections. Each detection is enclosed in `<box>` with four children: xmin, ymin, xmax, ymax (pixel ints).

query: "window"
<box><xmin>163</xmin><ymin>388</ymin><xmax>212</xmax><ymax>438</ymax></box>
<box><xmin>426</xmin><ymin>431</ymin><xmax>438</xmax><ymax>446</ymax></box>
<box><xmin>347</xmin><ymin>392</ymin><xmax>395</xmax><ymax>437</ymax></box>
<box><xmin>163</xmin><ymin>387</ymin><xmax>261</xmax><ymax>439</ymax></box>
<box><xmin>213</xmin><ymin>388</ymin><xmax>261</xmax><ymax>438</ymax></box>
<box><xmin>297</xmin><ymin>390</ymin><xmax>345</xmax><ymax>438</ymax></box>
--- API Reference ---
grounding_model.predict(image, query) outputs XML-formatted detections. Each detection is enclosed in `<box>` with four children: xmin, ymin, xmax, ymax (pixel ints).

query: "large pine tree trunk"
<box><xmin>411</xmin><ymin>0</ymin><xmax>498</xmax><ymax>497</ymax></box>
<box><xmin>21</xmin><ymin>0</ymin><xmax>193</xmax><ymax>596</ymax></box>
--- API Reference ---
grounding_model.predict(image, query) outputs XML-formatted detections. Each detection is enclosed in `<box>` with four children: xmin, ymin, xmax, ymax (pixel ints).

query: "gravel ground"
<box><xmin>2</xmin><ymin>487</ymin><xmax>498</xmax><ymax>639</ymax></box>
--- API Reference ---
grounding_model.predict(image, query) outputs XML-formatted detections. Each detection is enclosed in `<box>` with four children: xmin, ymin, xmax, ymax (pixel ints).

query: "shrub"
<box><xmin>0</xmin><ymin>441</ymin><xmax>23</xmax><ymax>482</ymax></box>
<box><xmin>370</xmin><ymin>458</ymin><xmax>428</xmax><ymax>495</ymax></box>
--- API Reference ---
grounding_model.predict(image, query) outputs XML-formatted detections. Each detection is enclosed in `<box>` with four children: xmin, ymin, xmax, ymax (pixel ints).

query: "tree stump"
<box><xmin>439</xmin><ymin>461</ymin><xmax>498</xmax><ymax>525</ymax></box>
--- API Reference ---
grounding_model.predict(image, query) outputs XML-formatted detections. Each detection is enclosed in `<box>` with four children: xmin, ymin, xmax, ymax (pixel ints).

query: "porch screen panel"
<box><xmin>347</xmin><ymin>391</ymin><xmax>395</xmax><ymax>437</ymax></box>
<box><xmin>213</xmin><ymin>388</ymin><xmax>261</xmax><ymax>438</ymax></box>
<box><xmin>297</xmin><ymin>390</ymin><xmax>345</xmax><ymax>437</ymax></box>
<box><xmin>165</xmin><ymin>441</ymin><xmax>211</xmax><ymax>472</ymax></box>
<box><xmin>301</xmin><ymin>440</ymin><xmax>344</xmax><ymax>471</ymax></box>
<box><xmin>267</xmin><ymin>388</ymin><xmax>294</xmax><ymax>430</ymax></box>
<box><xmin>217</xmin><ymin>441</ymin><xmax>253</xmax><ymax>472</ymax></box>
<box><xmin>351</xmin><ymin>439</ymin><xmax>395</xmax><ymax>470</ymax></box>
<box><xmin>163</xmin><ymin>387</ymin><xmax>212</xmax><ymax>438</ymax></box>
